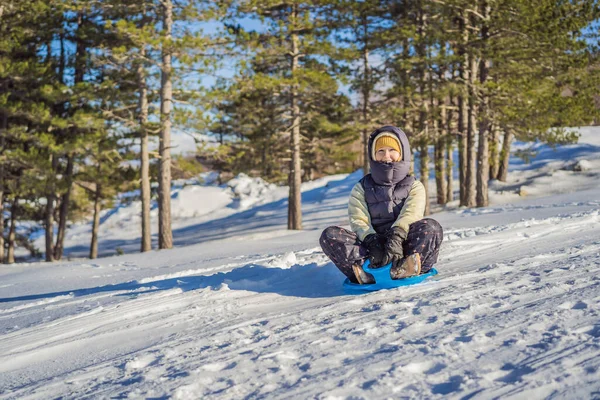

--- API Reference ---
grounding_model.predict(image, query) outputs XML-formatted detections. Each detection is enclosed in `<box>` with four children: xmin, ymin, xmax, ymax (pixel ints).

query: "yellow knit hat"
<box><xmin>374</xmin><ymin>135</ymin><xmax>402</xmax><ymax>157</ymax></box>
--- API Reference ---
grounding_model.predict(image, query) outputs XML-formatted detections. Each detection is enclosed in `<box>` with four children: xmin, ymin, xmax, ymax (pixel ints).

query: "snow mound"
<box><xmin>171</xmin><ymin>186</ymin><xmax>233</xmax><ymax>219</ymax></box>
<box><xmin>227</xmin><ymin>173</ymin><xmax>279</xmax><ymax>210</ymax></box>
<box><xmin>265</xmin><ymin>251</ymin><xmax>297</xmax><ymax>269</ymax></box>
<box><xmin>573</xmin><ymin>159</ymin><xmax>592</xmax><ymax>172</ymax></box>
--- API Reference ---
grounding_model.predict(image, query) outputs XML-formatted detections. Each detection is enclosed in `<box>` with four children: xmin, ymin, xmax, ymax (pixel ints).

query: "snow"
<box><xmin>2</xmin><ymin>127</ymin><xmax>600</xmax><ymax>399</ymax></box>
<box><xmin>154</xmin><ymin>129</ymin><xmax>213</xmax><ymax>156</ymax></box>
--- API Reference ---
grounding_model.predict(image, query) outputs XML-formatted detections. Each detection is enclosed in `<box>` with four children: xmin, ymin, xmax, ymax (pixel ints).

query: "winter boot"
<box><xmin>352</xmin><ymin>263</ymin><xmax>375</xmax><ymax>284</ymax></box>
<box><xmin>390</xmin><ymin>253</ymin><xmax>421</xmax><ymax>279</ymax></box>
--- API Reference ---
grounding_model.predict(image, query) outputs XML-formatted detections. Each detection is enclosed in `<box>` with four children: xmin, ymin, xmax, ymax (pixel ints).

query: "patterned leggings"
<box><xmin>319</xmin><ymin>218</ymin><xmax>444</xmax><ymax>283</ymax></box>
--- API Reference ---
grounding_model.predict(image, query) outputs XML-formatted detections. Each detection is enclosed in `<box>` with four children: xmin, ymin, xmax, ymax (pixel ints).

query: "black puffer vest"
<box><xmin>359</xmin><ymin>126</ymin><xmax>415</xmax><ymax>234</ymax></box>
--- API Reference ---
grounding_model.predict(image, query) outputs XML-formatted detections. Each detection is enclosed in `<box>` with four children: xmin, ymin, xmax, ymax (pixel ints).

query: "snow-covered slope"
<box><xmin>34</xmin><ymin>171</ymin><xmax>352</xmax><ymax>260</ymax></box>
<box><xmin>1</xmin><ymin>128</ymin><xmax>600</xmax><ymax>399</ymax></box>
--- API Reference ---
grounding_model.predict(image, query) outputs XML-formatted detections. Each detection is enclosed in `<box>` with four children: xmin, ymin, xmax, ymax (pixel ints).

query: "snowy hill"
<box><xmin>1</xmin><ymin>127</ymin><xmax>600</xmax><ymax>399</ymax></box>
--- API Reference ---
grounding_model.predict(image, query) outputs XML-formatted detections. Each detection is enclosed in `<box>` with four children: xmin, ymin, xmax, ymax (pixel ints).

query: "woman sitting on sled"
<box><xmin>320</xmin><ymin>125</ymin><xmax>443</xmax><ymax>284</ymax></box>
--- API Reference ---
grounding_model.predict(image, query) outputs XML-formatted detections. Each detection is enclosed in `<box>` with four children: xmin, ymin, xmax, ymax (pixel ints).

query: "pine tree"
<box><xmin>103</xmin><ymin>0</ymin><xmax>159</xmax><ymax>253</ymax></box>
<box><xmin>486</xmin><ymin>0</ymin><xmax>597</xmax><ymax>185</ymax></box>
<box><xmin>232</xmin><ymin>0</ymin><xmax>350</xmax><ymax>229</ymax></box>
<box><xmin>77</xmin><ymin>131</ymin><xmax>134</xmax><ymax>259</ymax></box>
<box><xmin>48</xmin><ymin>1</ymin><xmax>111</xmax><ymax>260</ymax></box>
<box><xmin>476</xmin><ymin>0</ymin><xmax>491</xmax><ymax>208</ymax></box>
<box><xmin>328</xmin><ymin>0</ymin><xmax>391</xmax><ymax>175</ymax></box>
<box><xmin>106</xmin><ymin>0</ymin><xmax>228</xmax><ymax>250</ymax></box>
<box><xmin>0</xmin><ymin>0</ymin><xmax>70</xmax><ymax>261</ymax></box>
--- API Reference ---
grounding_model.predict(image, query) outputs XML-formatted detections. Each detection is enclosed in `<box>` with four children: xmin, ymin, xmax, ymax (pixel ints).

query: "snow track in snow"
<box><xmin>2</xmin><ymin>202</ymin><xmax>600</xmax><ymax>399</ymax></box>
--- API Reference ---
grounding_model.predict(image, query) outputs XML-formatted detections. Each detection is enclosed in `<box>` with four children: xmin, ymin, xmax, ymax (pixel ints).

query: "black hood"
<box><xmin>367</xmin><ymin>126</ymin><xmax>412</xmax><ymax>186</ymax></box>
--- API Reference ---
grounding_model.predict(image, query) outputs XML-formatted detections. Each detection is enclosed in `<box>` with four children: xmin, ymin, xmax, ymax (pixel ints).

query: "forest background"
<box><xmin>0</xmin><ymin>0</ymin><xmax>599</xmax><ymax>263</ymax></box>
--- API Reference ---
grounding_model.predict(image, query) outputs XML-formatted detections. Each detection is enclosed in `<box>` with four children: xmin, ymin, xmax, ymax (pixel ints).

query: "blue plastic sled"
<box><xmin>343</xmin><ymin>259</ymin><xmax>438</xmax><ymax>292</ymax></box>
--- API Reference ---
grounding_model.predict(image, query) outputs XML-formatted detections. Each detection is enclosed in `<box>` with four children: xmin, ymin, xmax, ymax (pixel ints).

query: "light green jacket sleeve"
<box><xmin>348</xmin><ymin>182</ymin><xmax>376</xmax><ymax>241</ymax></box>
<box><xmin>392</xmin><ymin>180</ymin><xmax>426</xmax><ymax>233</ymax></box>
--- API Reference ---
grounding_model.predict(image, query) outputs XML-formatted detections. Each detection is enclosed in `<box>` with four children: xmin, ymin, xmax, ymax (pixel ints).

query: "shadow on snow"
<box><xmin>0</xmin><ymin>262</ymin><xmax>349</xmax><ymax>304</ymax></box>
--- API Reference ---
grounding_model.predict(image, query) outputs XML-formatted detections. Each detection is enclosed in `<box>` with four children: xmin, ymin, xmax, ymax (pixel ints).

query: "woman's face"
<box><xmin>375</xmin><ymin>146</ymin><xmax>401</xmax><ymax>163</ymax></box>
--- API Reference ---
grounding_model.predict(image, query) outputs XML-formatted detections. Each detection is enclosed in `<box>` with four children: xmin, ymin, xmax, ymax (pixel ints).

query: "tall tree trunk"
<box><xmin>476</xmin><ymin>85</ymin><xmax>490</xmax><ymax>207</ymax></box>
<box><xmin>445</xmin><ymin>95</ymin><xmax>456</xmax><ymax>202</ymax></box>
<box><xmin>0</xmin><ymin>189</ymin><xmax>3</xmax><ymax>263</ymax></box>
<box><xmin>54</xmin><ymin>155</ymin><xmax>74</xmax><ymax>260</ymax></box>
<box><xmin>6</xmin><ymin>197</ymin><xmax>17</xmax><ymax>264</ymax></box>
<box><xmin>434</xmin><ymin>45</ymin><xmax>448</xmax><ymax>205</ymax></box>
<box><xmin>476</xmin><ymin>0</ymin><xmax>490</xmax><ymax>208</ymax></box>
<box><xmin>54</xmin><ymin>12</ymin><xmax>85</xmax><ymax>260</ymax></box>
<box><xmin>402</xmin><ymin>39</ymin><xmax>413</xmax><ymax>174</ymax></box>
<box><xmin>0</xmin><ymin>112</ymin><xmax>5</xmax><ymax>262</ymax></box>
<box><xmin>458</xmin><ymin>13</ymin><xmax>469</xmax><ymax>206</ymax></box>
<box><xmin>446</xmin><ymin>139</ymin><xmax>454</xmax><ymax>203</ymax></box>
<box><xmin>74</xmin><ymin>12</ymin><xmax>85</xmax><ymax>84</ymax></box>
<box><xmin>435</xmin><ymin>100</ymin><xmax>448</xmax><ymax>205</ymax></box>
<box><xmin>489</xmin><ymin>123</ymin><xmax>500</xmax><ymax>180</ymax></box>
<box><xmin>59</xmin><ymin>29</ymin><xmax>66</xmax><ymax>85</ymax></box>
<box><xmin>307</xmin><ymin>166</ymin><xmax>315</xmax><ymax>181</ymax></box>
<box><xmin>137</xmin><ymin>50</ymin><xmax>152</xmax><ymax>253</ymax></box>
<box><xmin>90</xmin><ymin>182</ymin><xmax>101</xmax><ymax>259</ymax></box>
<box><xmin>497</xmin><ymin>129</ymin><xmax>513</xmax><ymax>182</ymax></box>
<box><xmin>49</xmin><ymin>30</ymin><xmax>64</xmax><ymax>260</ymax></box>
<box><xmin>445</xmin><ymin>96</ymin><xmax>454</xmax><ymax>202</ymax></box>
<box><xmin>45</xmin><ymin>155</ymin><xmax>57</xmax><ymax>262</ymax></box>
<box><xmin>420</xmin><ymin>145</ymin><xmax>431</xmax><ymax>216</ymax></box>
<box><xmin>361</xmin><ymin>15</ymin><xmax>370</xmax><ymax>176</ymax></box>
<box><xmin>158</xmin><ymin>0</ymin><xmax>173</xmax><ymax>249</ymax></box>
<box><xmin>45</xmin><ymin>193</ymin><xmax>55</xmax><ymax>262</ymax></box>
<box><xmin>466</xmin><ymin>49</ymin><xmax>478</xmax><ymax>208</ymax></box>
<box><xmin>458</xmin><ymin>98</ymin><xmax>468</xmax><ymax>206</ymax></box>
<box><xmin>401</xmin><ymin>40</ymin><xmax>411</xmax><ymax>128</ymax></box>
<box><xmin>262</xmin><ymin>143</ymin><xmax>267</xmax><ymax>176</ymax></box>
<box><xmin>288</xmin><ymin>3</ymin><xmax>302</xmax><ymax>230</ymax></box>
<box><xmin>416</xmin><ymin>6</ymin><xmax>430</xmax><ymax>215</ymax></box>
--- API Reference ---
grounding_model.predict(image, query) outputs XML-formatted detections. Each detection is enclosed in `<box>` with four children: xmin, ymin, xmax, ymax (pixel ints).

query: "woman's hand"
<box><xmin>363</xmin><ymin>234</ymin><xmax>386</xmax><ymax>268</ymax></box>
<box><xmin>383</xmin><ymin>227</ymin><xmax>408</xmax><ymax>265</ymax></box>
